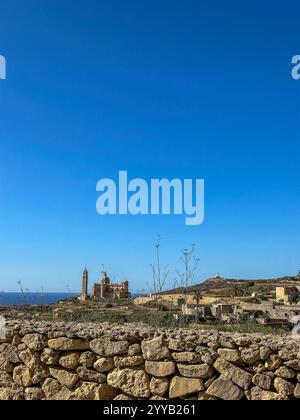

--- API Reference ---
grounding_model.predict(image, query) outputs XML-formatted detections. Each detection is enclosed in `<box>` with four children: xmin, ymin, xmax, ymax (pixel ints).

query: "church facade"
<box><xmin>79</xmin><ymin>268</ymin><xmax>131</xmax><ymax>301</ymax></box>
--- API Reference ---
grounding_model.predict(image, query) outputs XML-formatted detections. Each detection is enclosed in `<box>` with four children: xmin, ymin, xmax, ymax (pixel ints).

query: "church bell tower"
<box><xmin>81</xmin><ymin>267</ymin><xmax>88</xmax><ymax>301</ymax></box>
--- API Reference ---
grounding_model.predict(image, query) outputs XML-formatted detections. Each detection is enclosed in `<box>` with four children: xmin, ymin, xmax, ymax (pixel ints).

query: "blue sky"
<box><xmin>0</xmin><ymin>0</ymin><xmax>299</xmax><ymax>292</ymax></box>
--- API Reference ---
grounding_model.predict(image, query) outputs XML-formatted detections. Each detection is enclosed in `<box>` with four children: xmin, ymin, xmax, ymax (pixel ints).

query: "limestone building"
<box><xmin>79</xmin><ymin>268</ymin><xmax>131</xmax><ymax>301</ymax></box>
<box><xmin>92</xmin><ymin>272</ymin><xmax>131</xmax><ymax>300</ymax></box>
<box><xmin>79</xmin><ymin>267</ymin><xmax>88</xmax><ymax>302</ymax></box>
<box><xmin>276</xmin><ymin>286</ymin><xmax>300</xmax><ymax>304</ymax></box>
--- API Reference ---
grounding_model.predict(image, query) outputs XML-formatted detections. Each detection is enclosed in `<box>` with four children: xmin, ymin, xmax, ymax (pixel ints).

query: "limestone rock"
<box><xmin>114</xmin><ymin>393</ymin><xmax>135</xmax><ymax>400</ymax></box>
<box><xmin>25</xmin><ymin>387</ymin><xmax>45</xmax><ymax>400</ymax></box>
<box><xmin>0</xmin><ymin>353</ymin><xmax>13</xmax><ymax>373</ymax></box>
<box><xmin>19</xmin><ymin>348</ymin><xmax>40</xmax><ymax>369</ymax></box>
<box><xmin>241</xmin><ymin>348</ymin><xmax>260</xmax><ymax>365</ymax></box>
<box><xmin>75</xmin><ymin>381</ymin><xmax>118</xmax><ymax>400</ymax></box>
<box><xmin>265</xmin><ymin>355</ymin><xmax>282</xmax><ymax>370</ymax></box>
<box><xmin>42</xmin><ymin>378</ymin><xmax>62</xmax><ymax>398</ymax></box>
<box><xmin>0</xmin><ymin>371</ymin><xmax>14</xmax><ymax>387</ymax></box>
<box><xmin>234</xmin><ymin>337</ymin><xmax>251</xmax><ymax>346</ymax></box>
<box><xmin>274</xmin><ymin>366</ymin><xmax>295</xmax><ymax>379</ymax></box>
<box><xmin>252</xmin><ymin>373</ymin><xmax>272</xmax><ymax>390</ymax></box>
<box><xmin>0</xmin><ymin>343</ymin><xmax>20</xmax><ymax>363</ymax></box>
<box><xmin>177</xmin><ymin>363</ymin><xmax>214</xmax><ymax>379</ymax></box>
<box><xmin>274</xmin><ymin>378</ymin><xmax>295</xmax><ymax>396</ymax></box>
<box><xmin>128</xmin><ymin>344</ymin><xmax>141</xmax><ymax>356</ymax></box>
<box><xmin>198</xmin><ymin>349</ymin><xmax>218</xmax><ymax>365</ymax></box>
<box><xmin>107</xmin><ymin>368</ymin><xmax>150</xmax><ymax>398</ymax></box>
<box><xmin>18</xmin><ymin>343</ymin><xmax>27</xmax><ymax>351</ymax></box>
<box><xmin>75</xmin><ymin>382</ymin><xmax>99</xmax><ymax>400</ymax></box>
<box><xmin>150</xmin><ymin>377</ymin><xmax>169</xmax><ymax>396</ymax></box>
<box><xmin>217</xmin><ymin>348</ymin><xmax>241</xmax><ymax>363</ymax></box>
<box><xmin>49</xmin><ymin>367</ymin><xmax>79</xmax><ymax>388</ymax></box>
<box><xmin>53</xmin><ymin>387</ymin><xmax>75</xmax><ymax>400</ymax></box>
<box><xmin>42</xmin><ymin>378</ymin><xmax>74</xmax><ymax>400</ymax></box>
<box><xmin>145</xmin><ymin>361</ymin><xmax>176</xmax><ymax>377</ymax></box>
<box><xmin>250</xmin><ymin>386</ymin><xmax>285</xmax><ymax>401</ymax></box>
<box><xmin>76</xmin><ymin>366</ymin><xmax>106</xmax><ymax>383</ymax></box>
<box><xmin>220</xmin><ymin>339</ymin><xmax>236</xmax><ymax>349</ymax></box>
<box><xmin>48</xmin><ymin>338</ymin><xmax>90</xmax><ymax>351</ymax></box>
<box><xmin>22</xmin><ymin>333</ymin><xmax>48</xmax><ymax>351</ymax></box>
<box><xmin>0</xmin><ymin>387</ymin><xmax>24</xmax><ymax>401</ymax></box>
<box><xmin>90</xmin><ymin>339</ymin><xmax>129</xmax><ymax>357</ymax></box>
<box><xmin>141</xmin><ymin>336</ymin><xmax>170</xmax><ymax>361</ymax></box>
<box><xmin>284</xmin><ymin>359</ymin><xmax>300</xmax><ymax>371</ymax></box>
<box><xmin>79</xmin><ymin>351</ymin><xmax>97</xmax><ymax>368</ymax></box>
<box><xmin>41</xmin><ymin>348</ymin><xmax>60</xmax><ymax>365</ymax></box>
<box><xmin>168</xmin><ymin>339</ymin><xmax>185</xmax><ymax>351</ymax></box>
<box><xmin>252</xmin><ymin>363</ymin><xmax>266</xmax><ymax>374</ymax></box>
<box><xmin>294</xmin><ymin>383</ymin><xmax>300</xmax><ymax>399</ymax></box>
<box><xmin>94</xmin><ymin>357</ymin><xmax>114</xmax><ymax>372</ymax></box>
<box><xmin>198</xmin><ymin>391</ymin><xmax>218</xmax><ymax>400</ymax></box>
<box><xmin>59</xmin><ymin>352</ymin><xmax>80</xmax><ymax>369</ymax></box>
<box><xmin>114</xmin><ymin>355</ymin><xmax>144</xmax><ymax>368</ymax></box>
<box><xmin>260</xmin><ymin>346</ymin><xmax>272</xmax><ymax>361</ymax></box>
<box><xmin>171</xmin><ymin>352</ymin><xmax>202</xmax><ymax>364</ymax></box>
<box><xmin>95</xmin><ymin>384</ymin><xmax>119</xmax><ymax>400</ymax></box>
<box><xmin>207</xmin><ymin>341</ymin><xmax>219</xmax><ymax>351</ymax></box>
<box><xmin>31</xmin><ymin>363</ymin><xmax>49</xmax><ymax>384</ymax></box>
<box><xmin>214</xmin><ymin>358</ymin><xmax>253</xmax><ymax>390</ymax></box>
<box><xmin>13</xmin><ymin>365</ymin><xmax>33</xmax><ymax>387</ymax></box>
<box><xmin>0</xmin><ymin>388</ymin><xmax>9</xmax><ymax>400</ymax></box>
<box><xmin>15</xmin><ymin>347</ymin><xmax>49</xmax><ymax>385</ymax></box>
<box><xmin>169</xmin><ymin>376</ymin><xmax>204</xmax><ymax>398</ymax></box>
<box><xmin>206</xmin><ymin>377</ymin><xmax>244</xmax><ymax>400</ymax></box>
<box><xmin>278</xmin><ymin>347</ymin><xmax>297</xmax><ymax>361</ymax></box>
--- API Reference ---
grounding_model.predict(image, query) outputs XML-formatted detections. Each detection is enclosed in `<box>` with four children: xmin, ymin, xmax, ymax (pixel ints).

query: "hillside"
<box><xmin>157</xmin><ymin>275</ymin><xmax>300</xmax><ymax>296</ymax></box>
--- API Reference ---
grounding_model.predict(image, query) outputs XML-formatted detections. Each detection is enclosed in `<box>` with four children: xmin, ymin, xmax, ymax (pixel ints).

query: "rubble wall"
<box><xmin>134</xmin><ymin>294</ymin><xmax>217</xmax><ymax>305</ymax></box>
<box><xmin>0</xmin><ymin>320</ymin><xmax>300</xmax><ymax>400</ymax></box>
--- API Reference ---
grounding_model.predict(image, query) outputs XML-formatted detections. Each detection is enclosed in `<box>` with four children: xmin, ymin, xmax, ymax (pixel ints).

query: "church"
<box><xmin>79</xmin><ymin>268</ymin><xmax>131</xmax><ymax>301</ymax></box>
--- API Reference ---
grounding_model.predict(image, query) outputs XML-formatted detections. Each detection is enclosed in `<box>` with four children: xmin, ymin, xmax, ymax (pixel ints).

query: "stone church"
<box><xmin>79</xmin><ymin>268</ymin><xmax>131</xmax><ymax>301</ymax></box>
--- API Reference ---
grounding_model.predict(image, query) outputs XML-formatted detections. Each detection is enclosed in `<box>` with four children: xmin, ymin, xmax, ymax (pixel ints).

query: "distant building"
<box><xmin>79</xmin><ymin>269</ymin><xmax>131</xmax><ymax>301</ymax></box>
<box><xmin>181</xmin><ymin>303</ymin><xmax>212</xmax><ymax>318</ymax></box>
<box><xmin>276</xmin><ymin>286</ymin><xmax>300</xmax><ymax>304</ymax></box>
<box><xmin>211</xmin><ymin>303</ymin><xmax>235</xmax><ymax>320</ymax></box>
<box><xmin>92</xmin><ymin>272</ymin><xmax>131</xmax><ymax>300</ymax></box>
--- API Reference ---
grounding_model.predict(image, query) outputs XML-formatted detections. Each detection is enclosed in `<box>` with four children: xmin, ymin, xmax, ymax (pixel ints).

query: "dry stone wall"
<box><xmin>0</xmin><ymin>320</ymin><xmax>300</xmax><ymax>400</ymax></box>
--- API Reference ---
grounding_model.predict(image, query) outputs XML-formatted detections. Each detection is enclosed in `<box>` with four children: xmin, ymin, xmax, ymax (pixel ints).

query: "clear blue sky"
<box><xmin>0</xmin><ymin>1</ymin><xmax>299</xmax><ymax>292</ymax></box>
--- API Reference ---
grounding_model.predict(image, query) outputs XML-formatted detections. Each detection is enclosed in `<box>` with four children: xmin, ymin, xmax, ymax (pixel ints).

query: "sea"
<box><xmin>0</xmin><ymin>292</ymin><xmax>141</xmax><ymax>306</ymax></box>
<box><xmin>0</xmin><ymin>292</ymin><xmax>78</xmax><ymax>306</ymax></box>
